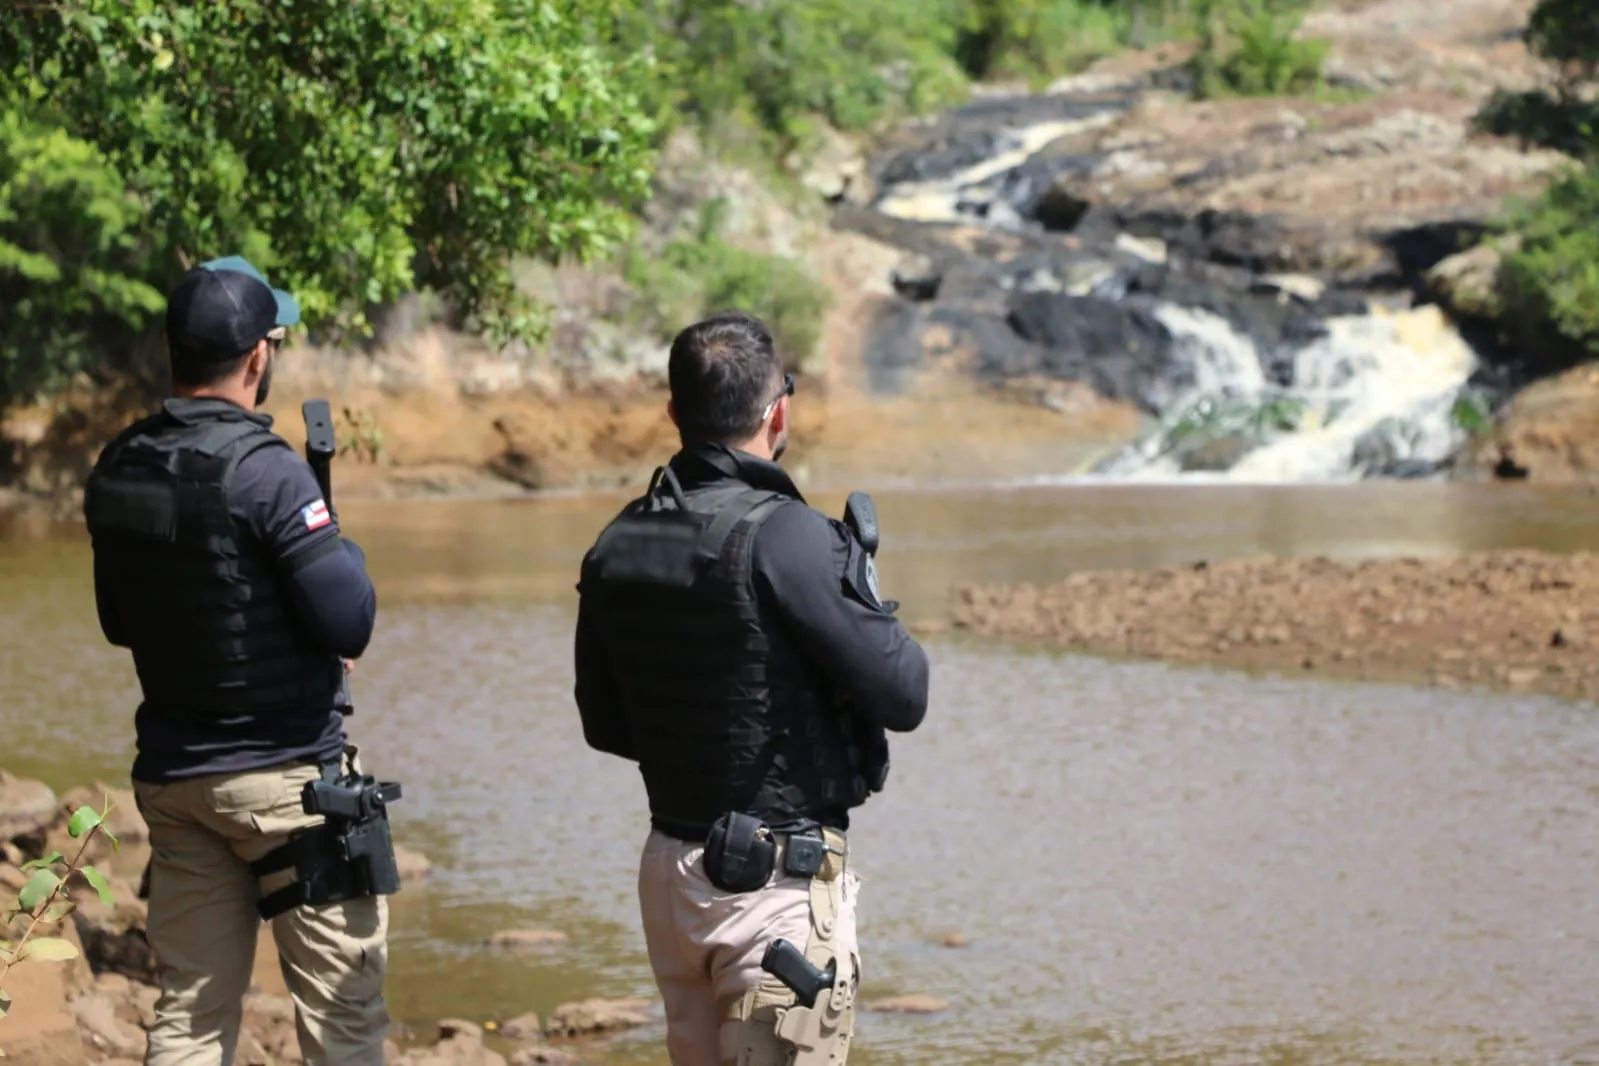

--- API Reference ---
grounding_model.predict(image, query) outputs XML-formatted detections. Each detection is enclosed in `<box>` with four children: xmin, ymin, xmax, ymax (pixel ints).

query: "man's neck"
<box><xmin>171</xmin><ymin>386</ymin><xmax>250</xmax><ymax>409</ymax></box>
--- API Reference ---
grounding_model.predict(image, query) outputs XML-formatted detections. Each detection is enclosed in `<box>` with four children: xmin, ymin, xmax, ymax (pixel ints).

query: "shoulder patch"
<box><xmin>301</xmin><ymin>498</ymin><xmax>332</xmax><ymax>531</ymax></box>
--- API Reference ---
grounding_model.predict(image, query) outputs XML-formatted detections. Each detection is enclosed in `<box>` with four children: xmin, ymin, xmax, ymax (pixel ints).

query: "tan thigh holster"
<box><xmin>728</xmin><ymin>829</ymin><xmax>857</xmax><ymax>1066</ymax></box>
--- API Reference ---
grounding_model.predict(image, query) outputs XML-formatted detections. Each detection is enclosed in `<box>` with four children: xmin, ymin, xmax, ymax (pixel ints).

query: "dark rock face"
<box><xmin>1004</xmin><ymin>293</ymin><xmax>1180</xmax><ymax>413</ymax></box>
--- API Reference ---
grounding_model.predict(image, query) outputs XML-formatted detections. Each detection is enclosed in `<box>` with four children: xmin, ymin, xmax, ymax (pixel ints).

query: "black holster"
<box><xmin>251</xmin><ymin>767</ymin><xmax>403</xmax><ymax>920</ymax></box>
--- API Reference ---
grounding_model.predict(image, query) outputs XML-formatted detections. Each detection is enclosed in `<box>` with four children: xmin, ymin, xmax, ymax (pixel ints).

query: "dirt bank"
<box><xmin>949</xmin><ymin>550</ymin><xmax>1599</xmax><ymax>703</ymax></box>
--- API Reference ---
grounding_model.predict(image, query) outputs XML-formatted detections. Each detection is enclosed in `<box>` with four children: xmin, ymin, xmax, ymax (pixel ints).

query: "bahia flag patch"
<box><xmin>302</xmin><ymin>498</ymin><xmax>331</xmax><ymax>531</ymax></box>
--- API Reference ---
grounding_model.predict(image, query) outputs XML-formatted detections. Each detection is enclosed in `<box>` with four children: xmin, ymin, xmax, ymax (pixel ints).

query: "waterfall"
<box><xmin>1091</xmin><ymin>305</ymin><xmax>1480</xmax><ymax>482</ymax></box>
<box><xmin>864</xmin><ymin>107</ymin><xmax>1488</xmax><ymax>482</ymax></box>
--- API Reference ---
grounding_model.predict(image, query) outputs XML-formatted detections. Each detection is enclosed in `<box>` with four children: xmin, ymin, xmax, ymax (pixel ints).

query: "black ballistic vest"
<box><xmin>84</xmin><ymin>405</ymin><xmax>343</xmax><ymax>719</ymax></box>
<box><xmin>583</xmin><ymin>468</ymin><xmax>861</xmax><ymax>838</ymax></box>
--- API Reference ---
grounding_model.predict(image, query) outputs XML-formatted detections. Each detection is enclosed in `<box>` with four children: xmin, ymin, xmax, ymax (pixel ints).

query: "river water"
<box><xmin>3</xmin><ymin>481</ymin><xmax>1598</xmax><ymax>1065</ymax></box>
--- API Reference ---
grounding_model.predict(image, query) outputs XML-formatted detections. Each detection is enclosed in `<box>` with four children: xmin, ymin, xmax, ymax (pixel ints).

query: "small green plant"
<box><xmin>1190</xmin><ymin>0</ymin><xmax>1327</xmax><ymax>100</ymax></box>
<box><xmin>0</xmin><ymin>798</ymin><xmax>119</xmax><ymax>1056</ymax></box>
<box><xmin>337</xmin><ymin>407</ymin><xmax>386</xmax><ymax>465</ymax></box>
<box><xmin>1496</xmin><ymin>159</ymin><xmax>1599</xmax><ymax>365</ymax></box>
<box><xmin>1450</xmin><ymin>393</ymin><xmax>1491</xmax><ymax>435</ymax></box>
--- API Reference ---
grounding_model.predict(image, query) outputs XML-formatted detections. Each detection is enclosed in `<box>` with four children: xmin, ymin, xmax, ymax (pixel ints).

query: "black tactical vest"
<box><xmin>581</xmin><ymin>466</ymin><xmax>860</xmax><ymax>839</ymax></box>
<box><xmin>84</xmin><ymin>403</ymin><xmax>343</xmax><ymax>719</ymax></box>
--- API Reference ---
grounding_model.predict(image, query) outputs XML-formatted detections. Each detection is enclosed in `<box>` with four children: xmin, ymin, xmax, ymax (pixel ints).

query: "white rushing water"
<box><xmin>1094</xmin><ymin>304</ymin><xmax>1480</xmax><ymax>482</ymax></box>
<box><xmin>868</xmin><ymin>110</ymin><xmax>1486</xmax><ymax>482</ymax></box>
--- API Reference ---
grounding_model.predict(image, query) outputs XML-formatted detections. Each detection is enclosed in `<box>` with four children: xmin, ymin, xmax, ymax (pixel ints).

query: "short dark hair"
<box><xmin>170</xmin><ymin>343</ymin><xmax>250</xmax><ymax>388</ymax></box>
<box><xmin>668</xmin><ymin>312</ymin><xmax>783</xmax><ymax>444</ymax></box>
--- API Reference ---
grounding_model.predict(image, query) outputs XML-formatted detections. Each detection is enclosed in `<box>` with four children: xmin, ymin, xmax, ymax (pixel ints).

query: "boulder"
<box><xmin>0</xmin><ymin>771</ymin><xmax>59</xmax><ymax>846</ymax></box>
<box><xmin>545</xmin><ymin>998</ymin><xmax>654</xmax><ymax>1039</ymax></box>
<box><xmin>1425</xmin><ymin>242</ymin><xmax>1504</xmax><ymax>321</ymax></box>
<box><xmin>70</xmin><ymin>891</ymin><xmax>156</xmax><ymax>984</ymax></box>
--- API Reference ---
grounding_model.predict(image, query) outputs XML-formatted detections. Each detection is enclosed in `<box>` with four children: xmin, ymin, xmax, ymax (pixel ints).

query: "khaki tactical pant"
<box><xmin>638</xmin><ymin>827</ymin><xmax>860</xmax><ymax>1065</ymax></box>
<box><xmin>133</xmin><ymin>755</ymin><xmax>389</xmax><ymax>1066</ymax></box>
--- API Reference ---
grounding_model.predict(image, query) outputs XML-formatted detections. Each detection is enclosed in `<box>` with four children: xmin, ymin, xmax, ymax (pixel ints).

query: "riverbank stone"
<box><xmin>545</xmin><ymin>999</ymin><xmax>654</xmax><ymax>1039</ymax></box>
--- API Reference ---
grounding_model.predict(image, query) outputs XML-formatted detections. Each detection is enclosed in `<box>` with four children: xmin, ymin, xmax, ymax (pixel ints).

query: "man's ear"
<box><xmin>667</xmin><ymin>399</ymin><xmax>679</xmax><ymax>427</ymax></box>
<box><xmin>243</xmin><ymin>340</ymin><xmax>269</xmax><ymax>383</ymax></box>
<box><xmin>769</xmin><ymin>394</ymin><xmax>788</xmax><ymax>434</ymax></box>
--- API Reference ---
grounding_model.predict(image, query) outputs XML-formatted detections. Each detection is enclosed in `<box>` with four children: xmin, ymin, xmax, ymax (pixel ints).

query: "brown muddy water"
<box><xmin>3</xmin><ymin>480</ymin><xmax>1599</xmax><ymax>1066</ymax></box>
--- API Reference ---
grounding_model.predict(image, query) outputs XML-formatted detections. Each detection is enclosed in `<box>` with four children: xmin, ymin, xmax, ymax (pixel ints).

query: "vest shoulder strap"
<box><xmin>695</xmin><ymin>488</ymin><xmax>788</xmax><ymax>564</ymax></box>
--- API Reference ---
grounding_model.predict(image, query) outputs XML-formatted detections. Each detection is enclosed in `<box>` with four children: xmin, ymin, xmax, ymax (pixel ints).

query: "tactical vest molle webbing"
<box><xmin>584</xmin><ymin>466</ymin><xmax>860</xmax><ymax>838</ymax></box>
<box><xmin>84</xmin><ymin>406</ymin><xmax>343</xmax><ymax>719</ymax></box>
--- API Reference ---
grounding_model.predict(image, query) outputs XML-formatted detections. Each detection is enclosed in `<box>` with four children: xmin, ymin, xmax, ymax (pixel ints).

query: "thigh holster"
<box><xmin>250</xmin><ymin>768</ymin><xmax>404</xmax><ymax>920</ymax></box>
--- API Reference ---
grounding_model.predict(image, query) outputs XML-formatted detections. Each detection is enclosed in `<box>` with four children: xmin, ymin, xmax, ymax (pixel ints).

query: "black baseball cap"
<box><xmin>165</xmin><ymin>256</ymin><xmax>300</xmax><ymax>363</ymax></box>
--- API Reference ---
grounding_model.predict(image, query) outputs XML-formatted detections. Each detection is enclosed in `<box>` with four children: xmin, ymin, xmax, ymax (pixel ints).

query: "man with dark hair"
<box><xmin>85</xmin><ymin>257</ymin><xmax>392</xmax><ymax>1066</ymax></box>
<box><xmin>574</xmin><ymin>310</ymin><xmax>931</xmax><ymax>1064</ymax></box>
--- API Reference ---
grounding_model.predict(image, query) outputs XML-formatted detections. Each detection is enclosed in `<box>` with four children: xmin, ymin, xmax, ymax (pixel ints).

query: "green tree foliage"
<box><xmin>1486</xmin><ymin>0</ymin><xmax>1599</xmax><ymax>367</ymax></box>
<box><xmin>1190</xmin><ymin>0</ymin><xmax>1326</xmax><ymax>99</ymax></box>
<box><xmin>1526</xmin><ymin>0</ymin><xmax>1599</xmax><ymax>87</ymax></box>
<box><xmin>1498</xmin><ymin>165</ymin><xmax>1599</xmax><ymax>365</ymax></box>
<box><xmin>0</xmin><ymin>0</ymin><xmax>657</xmax><ymax>402</ymax></box>
<box><xmin>625</xmin><ymin>0</ymin><xmax>966</xmax><ymax>154</ymax></box>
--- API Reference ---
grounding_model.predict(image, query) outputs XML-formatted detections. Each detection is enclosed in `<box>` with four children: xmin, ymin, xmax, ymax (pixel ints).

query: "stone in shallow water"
<box><xmin>487</xmin><ymin>929</ymin><xmax>567</xmax><ymax>950</ymax></box>
<box><xmin>863</xmin><ymin>994</ymin><xmax>952</xmax><ymax>1014</ymax></box>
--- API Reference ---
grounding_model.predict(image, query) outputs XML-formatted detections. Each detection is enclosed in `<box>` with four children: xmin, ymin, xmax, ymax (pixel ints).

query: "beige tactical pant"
<box><xmin>638</xmin><ymin>827</ymin><xmax>860</xmax><ymax>1065</ymax></box>
<box><xmin>133</xmin><ymin>756</ymin><xmax>389</xmax><ymax>1066</ymax></box>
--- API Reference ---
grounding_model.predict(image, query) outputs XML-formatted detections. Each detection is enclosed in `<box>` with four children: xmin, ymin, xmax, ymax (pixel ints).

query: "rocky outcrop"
<box><xmin>1474</xmin><ymin>366</ymin><xmax>1599</xmax><ymax>481</ymax></box>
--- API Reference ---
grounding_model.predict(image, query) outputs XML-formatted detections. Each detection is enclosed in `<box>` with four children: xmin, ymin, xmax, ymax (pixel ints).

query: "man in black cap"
<box><xmin>85</xmin><ymin>257</ymin><xmax>390</xmax><ymax>1066</ymax></box>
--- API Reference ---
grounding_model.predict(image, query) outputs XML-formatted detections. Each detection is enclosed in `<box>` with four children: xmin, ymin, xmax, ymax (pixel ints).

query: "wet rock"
<box><xmin>1033</xmin><ymin>182</ymin><xmax>1092</xmax><ymax>231</ymax></box>
<box><xmin>890</xmin><ymin>269</ymin><xmax>942</xmax><ymax>302</ymax></box>
<box><xmin>487</xmin><ymin>929</ymin><xmax>567</xmax><ymax>951</ymax></box>
<box><xmin>863</xmin><ymin>994</ymin><xmax>951</xmax><ymax>1014</ymax></box>
<box><xmin>545</xmin><ymin>998</ymin><xmax>654</xmax><ymax>1039</ymax></box>
<box><xmin>878</xmin><ymin>128</ymin><xmax>1021</xmax><ymax>186</ymax></box>
<box><xmin>1178</xmin><ymin>433</ymin><xmax>1256</xmax><ymax>473</ymax></box>
<box><xmin>1003</xmin><ymin>292</ymin><xmax>1179</xmax><ymax>413</ymax></box>
<box><xmin>1251</xmin><ymin>273</ymin><xmax>1325</xmax><ymax>305</ymax></box>
<box><xmin>496</xmin><ymin>1013</ymin><xmax>543</xmax><ymax>1042</ymax></box>
<box><xmin>1</xmin><ymin>770</ymin><xmax>59</xmax><ymax>845</ymax></box>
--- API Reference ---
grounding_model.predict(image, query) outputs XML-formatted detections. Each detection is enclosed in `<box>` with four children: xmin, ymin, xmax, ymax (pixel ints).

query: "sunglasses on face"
<box><xmin>761</xmin><ymin>372</ymin><xmax>795</xmax><ymax>423</ymax></box>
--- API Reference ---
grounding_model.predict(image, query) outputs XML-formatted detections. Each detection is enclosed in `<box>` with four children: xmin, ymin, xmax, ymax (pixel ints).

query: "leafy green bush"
<box><xmin>0</xmin><ymin>0</ymin><xmax>657</xmax><ymax>402</ymax></box>
<box><xmin>1526</xmin><ymin>0</ymin><xmax>1599</xmax><ymax>86</ymax></box>
<box><xmin>623</xmin><ymin>201</ymin><xmax>832</xmax><ymax>370</ymax></box>
<box><xmin>1496</xmin><ymin>161</ymin><xmax>1599</xmax><ymax>365</ymax></box>
<box><xmin>1189</xmin><ymin>0</ymin><xmax>1327</xmax><ymax>99</ymax></box>
<box><xmin>0</xmin><ymin>101</ymin><xmax>165</xmax><ymax>402</ymax></box>
<box><xmin>626</xmin><ymin>0</ymin><xmax>966</xmax><ymax>154</ymax></box>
